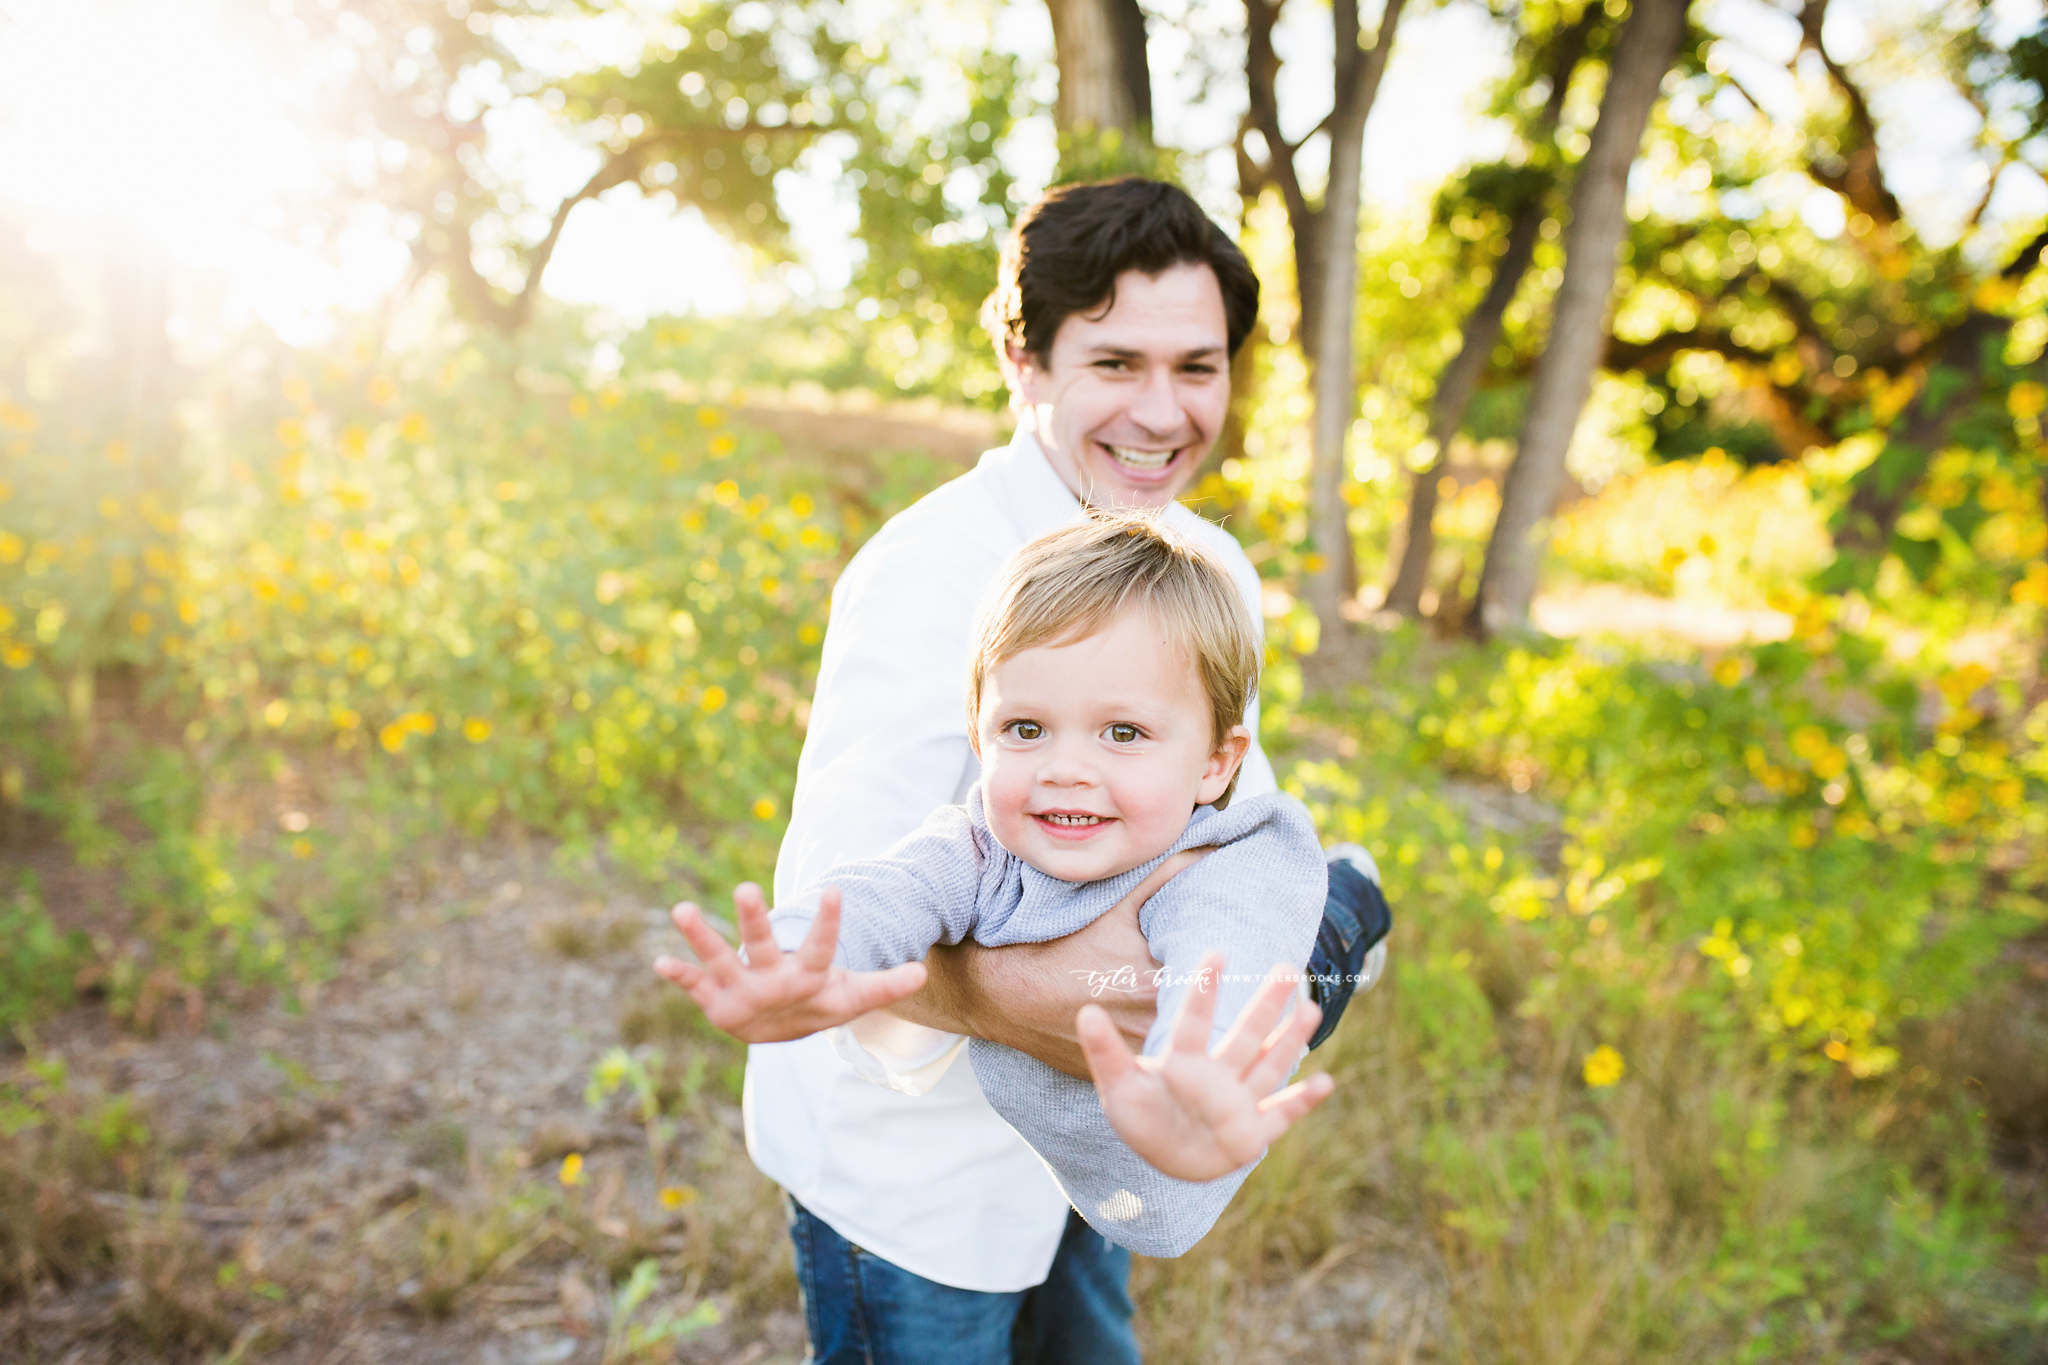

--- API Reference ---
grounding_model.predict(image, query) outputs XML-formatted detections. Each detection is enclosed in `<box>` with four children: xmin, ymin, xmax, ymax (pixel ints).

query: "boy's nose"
<box><xmin>1036</xmin><ymin>736</ymin><xmax>1098</xmax><ymax>787</ymax></box>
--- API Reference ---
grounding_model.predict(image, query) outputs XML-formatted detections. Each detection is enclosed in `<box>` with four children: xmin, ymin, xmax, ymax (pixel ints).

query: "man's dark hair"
<box><xmin>980</xmin><ymin>178</ymin><xmax>1261</xmax><ymax>365</ymax></box>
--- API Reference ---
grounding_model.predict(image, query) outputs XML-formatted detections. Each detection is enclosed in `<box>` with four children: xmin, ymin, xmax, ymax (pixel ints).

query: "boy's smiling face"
<box><xmin>975</xmin><ymin>610</ymin><xmax>1249</xmax><ymax>883</ymax></box>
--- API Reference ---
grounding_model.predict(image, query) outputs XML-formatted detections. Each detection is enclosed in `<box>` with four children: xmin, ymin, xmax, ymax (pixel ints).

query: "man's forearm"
<box><xmin>878</xmin><ymin>848</ymin><xmax>1207</xmax><ymax>1080</ymax></box>
<box><xmin>881</xmin><ymin>940</ymin><xmax>979</xmax><ymax>1036</ymax></box>
<box><xmin>879</xmin><ymin>940</ymin><xmax>1117</xmax><ymax>1080</ymax></box>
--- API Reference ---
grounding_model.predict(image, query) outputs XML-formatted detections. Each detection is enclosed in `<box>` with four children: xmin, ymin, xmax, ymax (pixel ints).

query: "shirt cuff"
<box><xmin>828</xmin><ymin>1014</ymin><xmax>967</xmax><ymax>1097</ymax></box>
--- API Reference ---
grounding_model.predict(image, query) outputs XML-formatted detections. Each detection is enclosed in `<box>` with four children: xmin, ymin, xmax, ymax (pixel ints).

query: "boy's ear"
<box><xmin>1195</xmin><ymin>725</ymin><xmax>1252</xmax><ymax>806</ymax></box>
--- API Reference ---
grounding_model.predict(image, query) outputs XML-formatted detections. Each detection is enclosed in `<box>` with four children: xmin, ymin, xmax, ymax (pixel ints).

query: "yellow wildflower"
<box><xmin>1582</xmin><ymin>1045</ymin><xmax>1625</xmax><ymax>1088</ymax></box>
<box><xmin>752</xmin><ymin>797</ymin><xmax>776</xmax><ymax>820</ymax></box>
<box><xmin>659</xmin><ymin>1186</ymin><xmax>698</xmax><ymax>1209</ymax></box>
<box><xmin>700</xmin><ymin>685</ymin><xmax>728</xmax><ymax>713</ymax></box>
<box><xmin>2012</xmin><ymin>562</ymin><xmax>2048</xmax><ymax>606</ymax></box>
<box><xmin>463</xmin><ymin>717</ymin><xmax>493</xmax><ymax>743</ymax></box>
<box><xmin>559</xmin><ymin>1153</ymin><xmax>586</xmax><ymax>1187</ymax></box>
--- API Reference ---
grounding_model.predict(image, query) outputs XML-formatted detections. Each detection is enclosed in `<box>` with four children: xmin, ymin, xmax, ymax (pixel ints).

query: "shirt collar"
<box><xmin>976</xmin><ymin>428</ymin><xmax>1087</xmax><ymax>543</ymax></box>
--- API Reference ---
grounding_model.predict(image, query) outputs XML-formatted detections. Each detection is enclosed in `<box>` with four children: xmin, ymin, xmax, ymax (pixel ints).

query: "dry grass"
<box><xmin>1133</xmin><ymin>933</ymin><xmax>2048</xmax><ymax>1365</ymax></box>
<box><xmin>0</xmin><ymin>1071</ymin><xmax>245</xmax><ymax>1360</ymax></box>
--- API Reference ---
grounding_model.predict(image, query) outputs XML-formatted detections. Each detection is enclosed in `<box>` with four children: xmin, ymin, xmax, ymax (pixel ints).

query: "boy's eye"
<box><xmin>1106</xmin><ymin>723</ymin><xmax>1141</xmax><ymax>744</ymax></box>
<box><xmin>1010</xmin><ymin>720</ymin><xmax>1043</xmax><ymax>740</ymax></box>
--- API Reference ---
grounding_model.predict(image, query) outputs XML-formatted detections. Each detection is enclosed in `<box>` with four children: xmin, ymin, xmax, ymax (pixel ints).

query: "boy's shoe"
<box><xmin>1305</xmin><ymin>843</ymin><xmax>1393</xmax><ymax>1051</ymax></box>
<box><xmin>1325</xmin><ymin>843</ymin><xmax>1390</xmax><ymax>994</ymax></box>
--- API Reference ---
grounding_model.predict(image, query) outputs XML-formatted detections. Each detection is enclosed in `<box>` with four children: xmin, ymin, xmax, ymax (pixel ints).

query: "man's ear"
<box><xmin>1004</xmin><ymin>340</ymin><xmax>1042</xmax><ymax>406</ymax></box>
<box><xmin>1195</xmin><ymin>725</ymin><xmax>1252</xmax><ymax>806</ymax></box>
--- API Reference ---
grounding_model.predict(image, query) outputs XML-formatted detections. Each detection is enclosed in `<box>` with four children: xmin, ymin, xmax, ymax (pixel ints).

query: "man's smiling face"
<box><xmin>1009</xmin><ymin>262</ymin><xmax>1231</xmax><ymax>511</ymax></box>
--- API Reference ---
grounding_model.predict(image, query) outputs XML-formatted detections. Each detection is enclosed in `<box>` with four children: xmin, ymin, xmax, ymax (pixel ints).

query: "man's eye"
<box><xmin>1011</xmin><ymin>721</ymin><xmax>1043</xmax><ymax>740</ymax></box>
<box><xmin>1107</xmin><ymin>723</ymin><xmax>1140</xmax><ymax>744</ymax></box>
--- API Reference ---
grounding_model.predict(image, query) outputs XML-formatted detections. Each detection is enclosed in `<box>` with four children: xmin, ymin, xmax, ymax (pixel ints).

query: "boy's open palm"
<box><xmin>1077</xmin><ymin>952</ymin><xmax>1334</xmax><ymax>1183</ymax></box>
<box><xmin>654</xmin><ymin>883</ymin><xmax>927</xmax><ymax>1043</ymax></box>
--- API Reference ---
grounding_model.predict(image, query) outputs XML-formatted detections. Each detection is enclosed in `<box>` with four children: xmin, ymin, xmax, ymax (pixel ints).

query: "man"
<box><xmin>741</xmin><ymin>178</ymin><xmax>1391</xmax><ymax>1362</ymax></box>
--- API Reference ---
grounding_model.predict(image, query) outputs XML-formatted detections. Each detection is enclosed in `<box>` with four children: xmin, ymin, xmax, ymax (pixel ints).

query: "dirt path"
<box><xmin>7</xmin><ymin>844</ymin><xmax>804</xmax><ymax>1365</ymax></box>
<box><xmin>6</xmin><ymin>825</ymin><xmax>1455</xmax><ymax>1364</ymax></box>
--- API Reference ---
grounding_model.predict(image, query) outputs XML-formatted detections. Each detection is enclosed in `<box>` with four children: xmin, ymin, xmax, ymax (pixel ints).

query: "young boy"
<box><xmin>656</xmin><ymin>512</ymin><xmax>1334</xmax><ymax>1257</ymax></box>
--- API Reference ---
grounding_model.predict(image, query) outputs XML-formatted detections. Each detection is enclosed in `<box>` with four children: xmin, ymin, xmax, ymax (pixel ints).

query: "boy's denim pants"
<box><xmin>787</xmin><ymin>853</ymin><xmax>1391</xmax><ymax>1361</ymax></box>
<box><xmin>789</xmin><ymin>1196</ymin><xmax>1139</xmax><ymax>1365</ymax></box>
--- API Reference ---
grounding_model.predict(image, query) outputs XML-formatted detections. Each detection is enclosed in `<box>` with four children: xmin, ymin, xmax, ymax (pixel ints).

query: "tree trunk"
<box><xmin>1473</xmin><ymin>0</ymin><xmax>1690</xmax><ymax>637</ymax></box>
<box><xmin>1384</xmin><ymin>18</ymin><xmax>1588</xmax><ymax>618</ymax></box>
<box><xmin>1300</xmin><ymin>0</ymin><xmax>1406</xmax><ymax>651</ymax></box>
<box><xmin>1047</xmin><ymin>0</ymin><xmax>1149</xmax><ymax>135</ymax></box>
<box><xmin>1381</xmin><ymin>208</ymin><xmax>1543</xmax><ymax>617</ymax></box>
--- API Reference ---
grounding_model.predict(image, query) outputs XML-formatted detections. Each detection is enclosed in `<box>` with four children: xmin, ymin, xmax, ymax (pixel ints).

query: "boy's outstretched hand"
<box><xmin>1076</xmin><ymin>952</ymin><xmax>1333</xmax><ymax>1183</ymax></box>
<box><xmin>654</xmin><ymin>883</ymin><xmax>928</xmax><ymax>1044</ymax></box>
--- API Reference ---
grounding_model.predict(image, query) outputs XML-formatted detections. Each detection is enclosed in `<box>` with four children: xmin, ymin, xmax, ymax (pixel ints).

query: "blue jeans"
<box><xmin>1306</xmin><ymin>852</ymin><xmax>1392</xmax><ymax>1050</ymax></box>
<box><xmin>787</xmin><ymin>1196</ymin><xmax>1140</xmax><ymax>1365</ymax></box>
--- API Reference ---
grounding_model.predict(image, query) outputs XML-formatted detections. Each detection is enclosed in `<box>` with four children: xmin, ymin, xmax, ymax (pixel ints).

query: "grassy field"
<box><xmin>3</xmin><ymin>336</ymin><xmax>2045</xmax><ymax>1361</ymax></box>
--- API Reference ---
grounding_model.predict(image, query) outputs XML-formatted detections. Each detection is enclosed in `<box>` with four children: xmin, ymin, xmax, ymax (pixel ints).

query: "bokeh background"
<box><xmin>2</xmin><ymin>0</ymin><xmax>2046</xmax><ymax>1361</ymax></box>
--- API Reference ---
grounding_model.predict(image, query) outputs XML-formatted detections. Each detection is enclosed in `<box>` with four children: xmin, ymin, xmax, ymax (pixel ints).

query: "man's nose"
<box><xmin>1125</xmin><ymin>366</ymin><xmax>1184</xmax><ymax>436</ymax></box>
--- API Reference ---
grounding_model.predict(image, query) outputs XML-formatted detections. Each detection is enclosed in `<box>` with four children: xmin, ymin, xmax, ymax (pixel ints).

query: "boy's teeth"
<box><xmin>1043</xmin><ymin>813</ymin><xmax>1103</xmax><ymax>826</ymax></box>
<box><xmin>1107</xmin><ymin>445</ymin><xmax>1173</xmax><ymax>469</ymax></box>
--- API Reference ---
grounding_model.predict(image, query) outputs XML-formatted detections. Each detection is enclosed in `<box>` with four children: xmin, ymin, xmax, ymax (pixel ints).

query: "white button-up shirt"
<box><xmin>742</xmin><ymin>430</ymin><xmax>1276</xmax><ymax>1292</ymax></box>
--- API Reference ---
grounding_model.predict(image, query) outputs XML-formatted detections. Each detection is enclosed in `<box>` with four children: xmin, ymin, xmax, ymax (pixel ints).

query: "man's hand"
<box><xmin>1076</xmin><ymin>952</ymin><xmax>1334</xmax><ymax>1183</ymax></box>
<box><xmin>653</xmin><ymin>883</ymin><xmax>928</xmax><ymax>1044</ymax></box>
<box><xmin>888</xmin><ymin>847</ymin><xmax>1212</xmax><ymax>1080</ymax></box>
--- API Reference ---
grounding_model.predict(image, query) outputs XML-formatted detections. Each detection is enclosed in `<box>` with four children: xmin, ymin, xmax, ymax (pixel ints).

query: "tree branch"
<box><xmin>2000</xmin><ymin>224</ymin><xmax>2048</xmax><ymax>280</ymax></box>
<box><xmin>1796</xmin><ymin>0</ymin><xmax>1905</xmax><ymax>232</ymax></box>
<box><xmin>1241</xmin><ymin>0</ymin><xmax>1309</xmax><ymax>230</ymax></box>
<box><xmin>498</xmin><ymin>125</ymin><xmax>808</xmax><ymax>331</ymax></box>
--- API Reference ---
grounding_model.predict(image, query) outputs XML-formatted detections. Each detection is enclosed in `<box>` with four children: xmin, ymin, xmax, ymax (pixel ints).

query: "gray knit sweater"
<box><xmin>768</xmin><ymin>788</ymin><xmax>1326</xmax><ymax>1257</ymax></box>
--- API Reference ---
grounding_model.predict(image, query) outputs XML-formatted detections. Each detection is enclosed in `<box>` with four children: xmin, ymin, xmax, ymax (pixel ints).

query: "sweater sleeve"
<box><xmin>970</xmin><ymin>795</ymin><xmax>1329</xmax><ymax>1257</ymax></box>
<box><xmin>766</xmin><ymin>803</ymin><xmax>989</xmax><ymax>969</ymax></box>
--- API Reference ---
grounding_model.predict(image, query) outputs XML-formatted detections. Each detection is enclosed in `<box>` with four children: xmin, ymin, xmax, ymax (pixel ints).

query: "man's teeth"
<box><xmin>1041</xmin><ymin>813</ymin><xmax>1105</xmax><ymax>826</ymax></box>
<box><xmin>1107</xmin><ymin>445</ymin><xmax>1174</xmax><ymax>470</ymax></box>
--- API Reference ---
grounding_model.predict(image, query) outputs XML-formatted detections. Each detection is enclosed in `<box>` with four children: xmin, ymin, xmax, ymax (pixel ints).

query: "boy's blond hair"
<box><xmin>967</xmin><ymin>510</ymin><xmax>1261</xmax><ymax>809</ymax></box>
